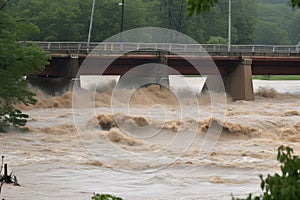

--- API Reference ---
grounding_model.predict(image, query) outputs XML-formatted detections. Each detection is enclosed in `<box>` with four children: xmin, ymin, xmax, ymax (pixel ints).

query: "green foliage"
<box><xmin>0</xmin><ymin>10</ymin><xmax>50</xmax><ymax>131</ymax></box>
<box><xmin>233</xmin><ymin>145</ymin><xmax>300</xmax><ymax>200</ymax></box>
<box><xmin>255</xmin><ymin>2</ymin><xmax>300</xmax><ymax>44</ymax></box>
<box><xmin>255</xmin><ymin>21</ymin><xmax>291</xmax><ymax>44</ymax></box>
<box><xmin>207</xmin><ymin>36</ymin><xmax>227</xmax><ymax>44</ymax></box>
<box><xmin>4</xmin><ymin>0</ymin><xmax>257</xmax><ymax>44</ymax></box>
<box><xmin>287</xmin><ymin>10</ymin><xmax>300</xmax><ymax>44</ymax></box>
<box><xmin>2</xmin><ymin>0</ymin><xmax>299</xmax><ymax>45</ymax></box>
<box><xmin>187</xmin><ymin>0</ymin><xmax>299</xmax><ymax>15</ymax></box>
<box><xmin>291</xmin><ymin>0</ymin><xmax>300</xmax><ymax>7</ymax></box>
<box><xmin>186</xmin><ymin>0</ymin><xmax>219</xmax><ymax>15</ymax></box>
<box><xmin>92</xmin><ymin>193</ymin><xmax>123</xmax><ymax>200</ymax></box>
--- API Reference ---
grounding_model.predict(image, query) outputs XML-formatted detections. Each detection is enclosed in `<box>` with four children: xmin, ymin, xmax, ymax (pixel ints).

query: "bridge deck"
<box><xmin>22</xmin><ymin>41</ymin><xmax>300</xmax><ymax>77</ymax></box>
<box><xmin>39</xmin><ymin>54</ymin><xmax>300</xmax><ymax>77</ymax></box>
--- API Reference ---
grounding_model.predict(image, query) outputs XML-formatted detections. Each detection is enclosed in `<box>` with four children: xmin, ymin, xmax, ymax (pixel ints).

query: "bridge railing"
<box><xmin>23</xmin><ymin>41</ymin><xmax>300</xmax><ymax>56</ymax></box>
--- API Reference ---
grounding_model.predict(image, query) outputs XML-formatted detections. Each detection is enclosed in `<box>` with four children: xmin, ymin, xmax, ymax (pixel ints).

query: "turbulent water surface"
<box><xmin>1</xmin><ymin>77</ymin><xmax>300</xmax><ymax>200</ymax></box>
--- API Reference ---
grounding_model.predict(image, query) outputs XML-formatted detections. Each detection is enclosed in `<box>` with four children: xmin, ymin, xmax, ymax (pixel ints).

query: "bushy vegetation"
<box><xmin>187</xmin><ymin>0</ymin><xmax>300</xmax><ymax>44</ymax></box>
<box><xmin>0</xmin><ymin>1</ymin><xmax>50</xmax><ymax>131</ymax></box>
<box><xmin>233</xmin><ymin>145</ymin><xmax>300</xmax><ymax>200</ymax></box>
<box><xmin>187</xmin><ymin>0</ymin><xmax>300</xmax><ymax>14</ymax></box>
<box><xmin>255</xmin><ymin>1</ymin><xmax>300</xmax><ymax>44</ymax></box>
<box><xmin>92</xmin><ymin>193</ymin><xmax>123</xmax><ymax>200</ymax></box>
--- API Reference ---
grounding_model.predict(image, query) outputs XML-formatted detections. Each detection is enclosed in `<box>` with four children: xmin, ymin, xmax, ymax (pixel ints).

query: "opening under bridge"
<box><xmin>26</xmin><ymin>42</ymin><xmax>300</xmax><ymax>100</ymax></box>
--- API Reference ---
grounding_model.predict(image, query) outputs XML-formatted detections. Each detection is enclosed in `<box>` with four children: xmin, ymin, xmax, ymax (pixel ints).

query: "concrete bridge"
<box><xmin>27</xmin><ymin>42</ymin><xmax>300</xmax><ymax>100</ymax></box>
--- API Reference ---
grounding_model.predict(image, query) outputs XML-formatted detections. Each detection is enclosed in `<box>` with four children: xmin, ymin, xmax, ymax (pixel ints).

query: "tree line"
<box><xmin>4</xmin><ymin>0</ymin><xmax>299</xmax><ymax>45</ymax></box>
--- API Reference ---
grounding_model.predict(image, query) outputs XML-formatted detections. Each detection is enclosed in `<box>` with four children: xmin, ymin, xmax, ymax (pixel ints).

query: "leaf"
<box><xmin>0</xmin><ymin>10</ymin><xmax>49</xmax><ymax>130</ymax></box>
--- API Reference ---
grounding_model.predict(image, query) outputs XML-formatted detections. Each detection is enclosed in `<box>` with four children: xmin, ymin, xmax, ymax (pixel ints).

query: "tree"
<box><xmin>187</xmin><ymin>0</ymin><xmax>300</xmax><ymax>15</ymax></box>
<box><xmin>291</xmin><ymin>0</ymin><xmax>300</xmax><ymax>7</ymax></box>
<box><xmin>4</xmin><ymin>0</ymin><xmax>293</xmax><ymax>45</ymax></box>
<box><xmin>256</xmin><ymin>20</ymin><xmax>291</xmax><ymax>44</ymax></box>
<box><xmin>256</xmin><ymin>2</ymin><xmax>298</xmax><ymax>44</ymax></box>
<box><xmin>7</xmin><ymin>0</ymin><xmax>87</xmax><ymax>41</ymax></box>
<box><xmin>230</xmin><ymin>0</ymin><xmax>257</xmax><ymax>44</ymax></box>
<box><xmin>207</xmin><ymin>36</ymin><xmax>227</xmax><ymax>44</ymax></box>
<box><xmin>288</xmin><ymin>10</ymin><xmax>300</xmax><ymax>44</ymax></box>
<box><xmin>0</xmin><ymin>5</ymin><xmax>50</xmax><ymax>131</ymax></box>
<box><xmin>186</xmin><ymin>0</ymin><xmax>219</xmax><ymax>15</ymax></box>
<box><xmin>201</xmin><ymin>5</ymin><xmax>228</xmax><ymax>40</ymax></box>
<box><xmin>4</xmin><ymin>0</ymin><xmax>257</xmax><ymax>44</ymax></box>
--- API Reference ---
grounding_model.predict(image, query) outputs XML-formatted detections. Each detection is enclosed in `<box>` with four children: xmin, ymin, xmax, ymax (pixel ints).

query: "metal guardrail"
<box><xmin>23</xmin><ymin>41</ymin><xmax>300</xmax><ymax>56</ymax></box>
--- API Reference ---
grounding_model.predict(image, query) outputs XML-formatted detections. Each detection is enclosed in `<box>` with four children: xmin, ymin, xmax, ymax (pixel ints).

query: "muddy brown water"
<box><xmin>1</xmin><ymin>77</ymin><xmax>299</xmax><ymax>200</ymax></box>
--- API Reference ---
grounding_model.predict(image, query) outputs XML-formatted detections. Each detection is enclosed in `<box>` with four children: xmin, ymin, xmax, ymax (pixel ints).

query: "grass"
<box><xmin>253</xmin><ymin>75</ymin><xmax>300</xmax><ymax>80</ymax></box>
<box><xmin>184</xmin><ymin>75</ymin><xmax>300</xmax><ymax>80</ymax></box>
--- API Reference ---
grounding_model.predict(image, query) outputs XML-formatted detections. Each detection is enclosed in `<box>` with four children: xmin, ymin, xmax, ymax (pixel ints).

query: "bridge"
<box><xmin>27</xmin><ymin>41</ymin><xmax>300</xmax><ymax>100</ymax></box>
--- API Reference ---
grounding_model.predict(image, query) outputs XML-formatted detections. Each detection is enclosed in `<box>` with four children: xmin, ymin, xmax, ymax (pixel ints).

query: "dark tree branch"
<box><xmin>0</xmin><ymin>0</ymin><xmax>9</xmax><ymax>11</ymax></box>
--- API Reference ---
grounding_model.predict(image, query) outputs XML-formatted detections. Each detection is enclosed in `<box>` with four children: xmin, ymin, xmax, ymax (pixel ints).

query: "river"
<box><xmin>0</xmin><ymin>77</ymin><xmax>299</xmax><ymax>200</ymax></box>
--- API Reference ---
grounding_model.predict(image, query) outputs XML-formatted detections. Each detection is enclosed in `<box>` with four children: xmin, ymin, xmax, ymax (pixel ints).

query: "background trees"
<box><xmin>256</xmin><ymin>1</ymin><xmax>300</xmax><ymax>44</ymax></box>
<box><xmin>187</xmin><ymin>0</ymin><xmax>300</xmax><ymax>14</ymax></box>
<box><xmin>4</xmin><ymin>0</ymin><xmax>300</xmax><ymax>44</ymax></box>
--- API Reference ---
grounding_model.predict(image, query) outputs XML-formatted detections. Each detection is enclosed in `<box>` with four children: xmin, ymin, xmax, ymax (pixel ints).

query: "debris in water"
<box><xmin>0</xmin><ymin>156</ymin><xmax>21</xmax><ymax>195</ymax></box>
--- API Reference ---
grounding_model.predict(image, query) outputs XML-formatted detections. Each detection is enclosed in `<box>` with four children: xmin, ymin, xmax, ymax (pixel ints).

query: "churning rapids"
<box><xmin>1</xmin><ymin>77</ymin><xmax>300</xmax><ymax>200</ymax></box>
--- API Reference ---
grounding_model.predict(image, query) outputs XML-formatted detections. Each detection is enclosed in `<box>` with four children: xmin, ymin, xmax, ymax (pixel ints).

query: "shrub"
<box><xmin>92</xmin><ymin>193</ymin><xmax>123</xmax><ymax>200</ymax></box>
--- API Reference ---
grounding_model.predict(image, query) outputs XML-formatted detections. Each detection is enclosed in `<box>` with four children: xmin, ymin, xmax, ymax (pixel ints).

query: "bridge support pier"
<box><xmin>158</xmin><ymin>52</ymin><xmax>169</xmax><ymax>88</ymax></box>
<box><xmin>225</xmin><ymin>58</ymin><xmax>254</xmax><ymax>101</ymax></box>
<box><xmin>203</xmin><ymin>58</ymin><xmax>254</xmax><ymax>101</ymax></box>
<box><xmin>65</xmin><ymin>55</ymin><xmax>80</xmax><ymax>79</ymax></box>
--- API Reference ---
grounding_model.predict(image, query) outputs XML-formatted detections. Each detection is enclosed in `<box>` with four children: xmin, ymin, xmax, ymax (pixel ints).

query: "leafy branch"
<box><xmin>0</xmin><ymin>9</ymin><xmax>50</xmax><ymax>131</ymax></box>
<box><xmin>92</xmin><ymin>193</ymin><xmax>123</xmax><ymax>200</ymax></box>
<box><xmin>0</xmin><ymin>0</ymin><xmax>9</xmax><ymax>11</ymax></box>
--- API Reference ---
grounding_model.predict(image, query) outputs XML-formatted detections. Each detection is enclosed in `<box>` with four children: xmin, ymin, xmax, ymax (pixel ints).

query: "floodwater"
<box><xmin>1</xmin><ymin>77</ymin><xmax>300</xmax><ymax>200</ymax></box>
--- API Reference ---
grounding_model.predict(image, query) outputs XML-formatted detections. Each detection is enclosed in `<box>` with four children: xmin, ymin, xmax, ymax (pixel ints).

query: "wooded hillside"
<box><xmin>4</xmin><ymin>0</ymin><xmax>299</xmax><ymax>44</ymax></box>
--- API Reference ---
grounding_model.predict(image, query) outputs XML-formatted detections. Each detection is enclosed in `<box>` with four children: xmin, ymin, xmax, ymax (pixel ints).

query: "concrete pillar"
<box><xmin>225</xmin><ymin>58</ymin><xmax>254</xmax><ymax>101</ymax></box>
<box><xmin>64</xmin><ymin>55</ymin><xmax>80</xmax><ymax>79</ymax></box>
<box><xmin>60</xmin><ymin>54</ymin><xmax>81</xmax><ymax>90</ymax></box>
<box><xmin>201</xmin><ymin>58</ymin><xmax>254</xmax><ymax>101</ymax></box>
<box><xmin>158</xmin><ymin>52</ymin><xmax>169</xmax><ymax>88</ymax></box>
